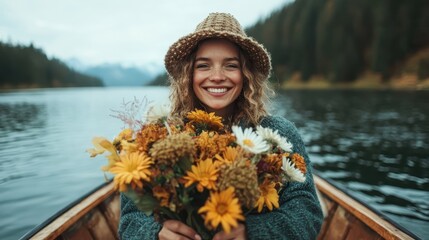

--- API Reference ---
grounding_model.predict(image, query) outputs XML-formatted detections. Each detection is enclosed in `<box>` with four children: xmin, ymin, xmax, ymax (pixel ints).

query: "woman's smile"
<box><xmin>205</xmin><ymin>87</ymin><xmax>229</xmax><ymax>94</ymax></box>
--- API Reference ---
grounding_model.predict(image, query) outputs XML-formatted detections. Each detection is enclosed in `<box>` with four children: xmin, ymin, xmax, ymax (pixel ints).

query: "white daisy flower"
<box><xmin>256</xmin><ymin>126</ymin><xmax>293</xmax><ymax>152</ymax></box>
<box><xmin>281</xmin><ymin>156</ymin><xmax>305</xmax><ymax>182</ymax></box>
<box><xmin>232</xmin><ymin>126</ymin><xmax>270</xmax><ymax>154</ymax></box>
<box><xmin>146</xmin><ymin>104</ymin><xmax>170</xmax><ymax>122</ymax></box>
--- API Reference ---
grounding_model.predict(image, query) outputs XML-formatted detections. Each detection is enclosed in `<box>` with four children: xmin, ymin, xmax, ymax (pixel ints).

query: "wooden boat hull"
<box><xmin>314</xmin><ymin>175</ymin><xmax>415</xmax><ymax>240</ymax></box>
<box><xmin>21</xmin><ymin>175</ymin><xmax>417</xmax><ymax>240</ymax></box>
<box><xmin>21</xmin><ymin>182</ymin><xmax>120</xmax><ymax>240</ymax></box>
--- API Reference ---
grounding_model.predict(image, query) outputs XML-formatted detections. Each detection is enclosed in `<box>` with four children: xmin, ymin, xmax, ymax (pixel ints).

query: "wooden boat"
<box><xmin>20</xmin><ymin>175</ymin><xmax>418</xmax><ymax>240</ymax></box>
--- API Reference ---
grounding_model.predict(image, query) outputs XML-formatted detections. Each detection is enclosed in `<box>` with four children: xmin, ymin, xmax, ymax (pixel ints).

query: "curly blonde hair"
<box><xmin>169</xmin><ymin>40</ymin><xmax>274</xmax><ymax>127</ymax></box>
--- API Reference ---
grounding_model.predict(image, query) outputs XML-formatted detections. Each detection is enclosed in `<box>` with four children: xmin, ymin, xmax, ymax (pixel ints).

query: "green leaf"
<box><xmin>125</xmin><ymin>191</ymin><xmax>158</xmax><ymax>216</ymax></box>
<box><xmin>177</xmin><ymin>156</ymin><xmax>193</xmax><ymax>172</ymax></box>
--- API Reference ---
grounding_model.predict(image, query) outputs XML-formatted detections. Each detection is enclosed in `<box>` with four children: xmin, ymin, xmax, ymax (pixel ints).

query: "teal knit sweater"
<box><xmin>119</xmin><ymin>116</ymin><xmax>323</xmax><ymax>239</ymax></box>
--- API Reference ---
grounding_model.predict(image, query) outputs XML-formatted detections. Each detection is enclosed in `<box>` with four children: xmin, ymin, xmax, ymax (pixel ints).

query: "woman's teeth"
<box><xmin>207</xmin><ymin>88</ymin><xmax>227</xmax><ymax>93</ymax></box>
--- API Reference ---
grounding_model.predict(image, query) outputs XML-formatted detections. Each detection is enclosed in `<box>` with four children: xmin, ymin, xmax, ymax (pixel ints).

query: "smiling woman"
<box><xmin>167</xmin><ymin>13</ymin><xmax>273</xmax><ymax>127</ymax></box>
<box><xmin>118</xmin><ymin>12</ymin><xmax>324</xmax><ymax>240</ymax></box>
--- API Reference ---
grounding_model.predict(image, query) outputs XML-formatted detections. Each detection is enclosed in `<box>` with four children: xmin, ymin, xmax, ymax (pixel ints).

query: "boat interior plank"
<box><xmin>86</xmin><ymin>209</ymin><xmax>116</xmax><ymax>240</ymax></box>
<box><xmin>317</xmin><ymin>199</ymin><xmax>338</xmax><ymax>240</ymax></box>
<box><xmin>100</xmin><ymin>193</ymin><xmax>120</xmax><ymax>236</ymax></box>
<box><xmin>61</xmin><ymin>225</ymin><xmax>93</xmax><ymax>240</ymax></box>
<box><xmin>323</xmin><ymin>206</ymin><xmax>351</xmax><ymax>240</ymax></box>
<box><xmin>346</xmin><ymin>218</ymin><xmax>382</xmax><ymax>240</ymax></box>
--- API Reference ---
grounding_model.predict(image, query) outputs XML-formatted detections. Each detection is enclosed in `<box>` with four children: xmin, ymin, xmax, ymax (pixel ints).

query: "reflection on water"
<box><xmin>273</xmin><ymin>90</ymin><xmax>429</xmax><ymax>238</ymax></box>
<box><xmin>0</xmin><ymin>103</ymin><xmax>47</xmax><ymax>184</ymax></box>
<box><xmin>0</xmin><ymin>103</ymin><xmax>46</xmax><ymax>132</ymax></box>
<box><xmin>0</xmin><ymin>88</ymin><xmax>428</xmax><ymax>239</ymax></box>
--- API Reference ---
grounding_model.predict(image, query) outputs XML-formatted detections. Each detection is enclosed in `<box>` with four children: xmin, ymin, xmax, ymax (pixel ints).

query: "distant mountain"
<box><xmin>66</xmin><ymin>59</ymin><xmax>163</xmax><ymax>87</ymax></box>
<box><xmin>84</xmin><ymin>64</ymin><xmax>154</xmax><ymax>86</ymax></box>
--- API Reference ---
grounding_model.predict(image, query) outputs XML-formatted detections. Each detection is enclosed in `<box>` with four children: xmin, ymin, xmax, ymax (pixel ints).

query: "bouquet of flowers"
<box><xmin>88</xmin><ymin>104</ymin><xmax>306</xmax><ymax>238</ymax></box>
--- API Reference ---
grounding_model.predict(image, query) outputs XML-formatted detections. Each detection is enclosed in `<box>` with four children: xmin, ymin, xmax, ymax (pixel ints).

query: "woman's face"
<box><xmin>193</xmin><ymin>39</ymin><xmax>243</xmax><ymax>118</ymax></box>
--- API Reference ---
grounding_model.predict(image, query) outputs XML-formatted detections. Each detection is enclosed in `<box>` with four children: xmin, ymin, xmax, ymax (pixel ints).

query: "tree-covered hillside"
<box><xmin>247</xmin><ymin>0</ymin><xmax>429</xmax><ymax>84</ymax></box>
<box><xmin>0</xmin><ymin>42</ymin><xmax>103</xmax><ymax>88</ymax></box>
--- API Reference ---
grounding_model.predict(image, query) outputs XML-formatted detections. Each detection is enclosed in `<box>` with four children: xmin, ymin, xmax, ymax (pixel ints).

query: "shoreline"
<box><xmin>2</xmin><ymin>77</ymin><xmax>429</xmax><ymax>91</ymax></box>
<box><xmin>278</xmin><ymin>73</ymin><xmax>429</xmax><ymax>91</ymax></box>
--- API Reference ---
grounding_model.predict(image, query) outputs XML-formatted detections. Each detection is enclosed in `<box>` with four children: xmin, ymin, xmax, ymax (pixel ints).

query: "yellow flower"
<box><xmin>87</xmin><ymin>137</ymin><xmax>120</xmax><ymax>171</ymax></box>
<box><xmin>183</xmin><ymin>158</ymin><xmax>218</xmax><ymax>192</ymax></box>
<box><xmin>117</xmin><ymin>128</ymin><xmax>134</xmax><ymax>141</ymax></box>
<box><xmin>120</xmin><ymin>140</ymin><xmax>138</xmax><ymax>153</ymax></box>
<box><xmin>255</xmin><ymin>181</ymin><xmax>279</xmax><ymax>212</ymax></box>
<box><xmin>215</xmin><ymin>146</ymin><xmax>242</xmax><ymax>165</ymax></box>
<box><xmin>187</xmin><ymin>109</ymin><xmax>224</xmax><ymax>131</ymax></box>
<box><xmin>198</xmin><ymin>187</ymin><xmax>245</xmax><ymax>233</ymax></box>
<box><xmin>87</xmin><ymin>137</ymin><xmax>117</xmax><ymax>157</ymax></box>
<box><xmin>109</xmin><ymin>152</ymin><xmax>153</xmax><ymax>192</ymax></box>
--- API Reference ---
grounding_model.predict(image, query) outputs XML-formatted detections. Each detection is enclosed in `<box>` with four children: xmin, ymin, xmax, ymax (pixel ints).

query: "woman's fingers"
<box><xmin>159</xmin><ymin>220</ymin><xmax>201</xmax><ymax>240</ymax></box>
<box><xmin>213</xmin><ymin>223</ymin><xmax>246</xmax><ymax>240</ymax></box>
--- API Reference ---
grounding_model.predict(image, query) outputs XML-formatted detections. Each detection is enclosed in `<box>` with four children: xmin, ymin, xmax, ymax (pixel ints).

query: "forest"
<box><xmin>150</xmin><ymin>0</ymin><xmax>429</xmax><ymax>88</ymax></box>
<box><xmin>246</xmin><ymin>0</ymin><xmax>429</xmax><ymax>86</ymax></box>
<box><xmin>0</xmin><ymin>42</ymin><xmax>103</xmax><ymax>89</ymax></box>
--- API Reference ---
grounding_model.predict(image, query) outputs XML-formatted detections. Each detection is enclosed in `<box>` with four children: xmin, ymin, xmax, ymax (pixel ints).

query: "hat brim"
<box><xmin>164</xmin><ymin>29</ymin><xmax>271</xmax><ymax>80</ymax></box>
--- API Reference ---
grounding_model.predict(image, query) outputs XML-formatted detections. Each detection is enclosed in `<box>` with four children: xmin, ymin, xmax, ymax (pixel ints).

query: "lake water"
<box><xmin>0</xmin><ymin>87</ymin><xmax>428</xmax><ymax>239</ymax></box>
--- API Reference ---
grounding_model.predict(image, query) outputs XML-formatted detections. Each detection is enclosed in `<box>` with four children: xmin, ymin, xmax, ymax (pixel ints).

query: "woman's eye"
<box><xmin>196</xmin><ymin>64</ymin><xmax>209</xmax><ymax>69</ymax></box>
<box><xmin>226</xmin><ymin>64</ymin><xmax>239</xmax><ymax>69</ymax></box>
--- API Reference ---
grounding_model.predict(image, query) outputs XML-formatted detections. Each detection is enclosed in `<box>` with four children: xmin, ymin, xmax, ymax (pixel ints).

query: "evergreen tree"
<box><xmin>0</xmin><ymin>41</ymin><xmax>103</xmax><ymax>88</ymax></box>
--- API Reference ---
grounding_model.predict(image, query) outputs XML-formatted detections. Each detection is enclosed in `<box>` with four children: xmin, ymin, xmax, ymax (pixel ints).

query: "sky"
<box><xmin>0</xmin><ymin>0</ymin><xmax>292</xmax><ymax>71</ymax></box>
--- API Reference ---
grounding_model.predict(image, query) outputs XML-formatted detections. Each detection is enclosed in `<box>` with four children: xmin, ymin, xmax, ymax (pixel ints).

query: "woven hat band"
<box><xmin>195</xmin><ymin>13</ymin><xmax>246</xmax><ymax>36</ymax></box>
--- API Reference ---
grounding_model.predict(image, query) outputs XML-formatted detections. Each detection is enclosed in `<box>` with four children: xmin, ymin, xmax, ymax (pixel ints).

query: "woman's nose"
<box><xmin>209</xmin><ymin>67</ymin><xmax>226</xmax><ymax>81</ymax></box>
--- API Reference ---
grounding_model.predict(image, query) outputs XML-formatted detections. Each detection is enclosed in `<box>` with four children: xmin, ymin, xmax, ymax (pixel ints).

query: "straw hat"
<box><xmin>164</xmin><ymin>12</ymin><xmax>272</xmax><ymax>80</ymax></box>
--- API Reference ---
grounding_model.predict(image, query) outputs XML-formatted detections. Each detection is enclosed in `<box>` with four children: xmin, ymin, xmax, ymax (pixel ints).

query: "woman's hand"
<box><xmin>212</xmin><ymin>223</ymin><xmax>247</xmax><ymax>240</ymax></box>
<box><xmin>159</xmin><ymin>220</ymin><xmax>202</xmax><ymax>240</ymax></box>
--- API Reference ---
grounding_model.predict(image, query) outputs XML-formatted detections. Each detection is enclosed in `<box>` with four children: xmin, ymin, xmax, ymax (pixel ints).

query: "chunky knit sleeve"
<box><xmin>118</xmin><ymin>193</ymin><xmax>162</xmax><ymax>239</ymax></box>
<box><xmin>245</xmin><ymin>116</ymin><xmax>323</xmax><ymax>240</ymax></box>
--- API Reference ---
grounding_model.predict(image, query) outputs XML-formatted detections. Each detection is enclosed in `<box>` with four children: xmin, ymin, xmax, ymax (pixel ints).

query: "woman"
<box><xmin>119</xmin><ymin>12</ymin><xmax>323</xmax><ymax>240</ymax></box>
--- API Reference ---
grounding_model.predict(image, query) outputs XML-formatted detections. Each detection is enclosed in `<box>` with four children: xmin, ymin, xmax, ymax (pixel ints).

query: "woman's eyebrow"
<box><xmin>224</xmin><ymin>57</ymin><xmax>239</xmax><ymax>61</ymax></box>
<box><xmin>194</xmin><ymin>57</ymin><xmax>210</xmax><ymax>62</ymax></box>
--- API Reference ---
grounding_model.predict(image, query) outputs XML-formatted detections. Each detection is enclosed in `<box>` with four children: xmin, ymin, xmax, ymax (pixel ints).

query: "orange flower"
<box><xmin>135</xmin><ymin>123</ymin><xmax>168</xmax><ymax>152</ymax></box>
<box><xmin>187</xmin><ymin>109</ymin><xmax>224</xmax><ymax>131</ymax></box>
<box><xmin>255</xmin><ymin>180</ymin><xmax>279</xmax><ymax>212</ymax></box>
<box><xmin>257</xmin><ymin>153</ymin><xmax>283</xmax><ymax>176</ymax></box>
<box><xmin>183</xmin><ymin>159</ymin><xmax>218</xmax><ymax>192</ymax></box>
<box><xmin>152</xmin><ymin>186</ymin><xmax>170</xmax><ymax>207</ymax></box>
<box><xmin>290</xmin><ymin>153</ymin><xmax>307</xmax><ymax>174</ymax></box>
<box><xmin>195</xmin><ymin>131</ymin><xmax>219</xmax><ymax>159</ymax></box>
